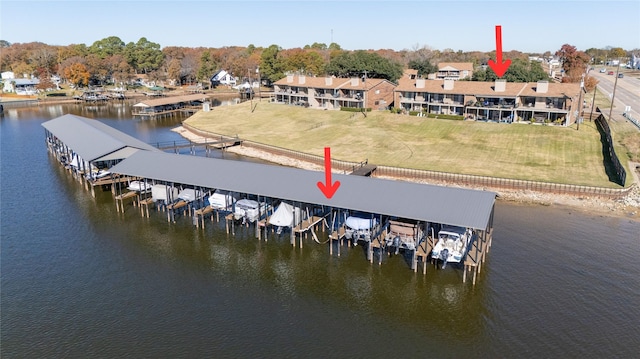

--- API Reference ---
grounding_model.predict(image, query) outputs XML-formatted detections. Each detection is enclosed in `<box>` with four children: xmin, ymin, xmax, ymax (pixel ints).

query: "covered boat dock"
<box><xmin>43</xmin><ymin>114</ymin><xmax>496</xmax><ymax>284</ymax></box>
<box><xmin>42</xmin><ymin>114</ymin><xmax>161</xmax><ymax>196</ymax></box>
<box><xmin>132</xmin><ymin>94</ymin><xmax>208</xmax><ymax>119</ymax></box>
<box><xmin>109</xmin><ymin>150</ymin><xmax>496</xmax><ymax>284</ymax></box>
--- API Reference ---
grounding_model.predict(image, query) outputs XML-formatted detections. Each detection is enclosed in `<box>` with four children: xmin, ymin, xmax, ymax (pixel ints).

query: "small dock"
<box><xmin>152</xmin><ymin>137</ymin><xmax>243</xmax><ymax>154</ymax></box>
<box><xmin>348</xmin><ymin>160</ymin><xmax>376</xmax><ymax>177</ymax></box>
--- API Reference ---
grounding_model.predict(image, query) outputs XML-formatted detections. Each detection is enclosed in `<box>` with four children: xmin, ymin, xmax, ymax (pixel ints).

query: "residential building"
<box><xmin>394</xmin><ymin>76</ymin><xmax>580</xmax><ymax>125</ymax></box>
<box><xmin>210</xmin><ymin>70</ymin><xmax>237</xmax><ymax>87</ymax></box>
<box><xmin>435</xmin><ymin>62</ymin><xmax>474</xmax><ymax>80</ymax></box>
<box><xmin>273</xmin><ymin>75</ymin><xmax>396</xmax><ymax>110</ymax></box>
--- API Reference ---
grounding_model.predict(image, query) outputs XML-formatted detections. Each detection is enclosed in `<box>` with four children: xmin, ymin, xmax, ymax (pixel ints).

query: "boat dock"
<box><xmin>151</xmin><ymin>137</ymin><xmax>243</xmax><ymax>154</ymax></box>
<box><xmin>132</xmin><ymin>94</ymin><xmax>208</xmax><ymax>119</ymax></box>
<box><xmin>42</xmin><ymin>114</ymin><xmax>496</xmax><ymax>285</ymax></box>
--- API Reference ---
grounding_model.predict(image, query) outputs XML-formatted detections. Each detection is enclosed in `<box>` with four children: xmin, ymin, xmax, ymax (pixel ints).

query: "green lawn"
<box><xmin>185</xmin><ymin>101</ymin><xmax>631</xmax><ymax>188</ymax></box>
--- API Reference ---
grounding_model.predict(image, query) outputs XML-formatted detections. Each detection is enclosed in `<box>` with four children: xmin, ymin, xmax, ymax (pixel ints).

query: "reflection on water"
<box><xmin>1</xmin><ymin>102</ymin><xmax>639</xmax><ymax>358</ymax></box>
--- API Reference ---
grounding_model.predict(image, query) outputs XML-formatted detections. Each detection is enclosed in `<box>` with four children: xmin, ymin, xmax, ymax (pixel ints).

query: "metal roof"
<box><xmin>133</xmin><ymin>94</ymin><xmax>207</xmax><ymax>108</ymax></box>
<box><xmin>41</xmin><ymin>114</ymin><xmax>160</xmax><ymax>162</ymax></box>
<box><xmin>110</xmin><ymin>151</ymin><xmax>496</xmax><ymax>230</ymax></box>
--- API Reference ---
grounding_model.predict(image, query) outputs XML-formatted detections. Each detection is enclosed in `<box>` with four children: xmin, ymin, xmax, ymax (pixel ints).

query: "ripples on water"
<box><xmin>1</xmin><ymin>103</ymin><xmax>639</xmax><ymax>357</ymax></box>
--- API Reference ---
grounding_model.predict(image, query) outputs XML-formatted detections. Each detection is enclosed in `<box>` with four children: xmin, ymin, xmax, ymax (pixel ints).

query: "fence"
<box><xmin>374</xmin><ymin>165</ymin><xmax>632</xmax><ymax>199</ymax></box>
<box><xmin>595</xmin><ymin>114</ymin><xmax>627</xmax><ymax>186</ymax></box>
<box><xmin>182</xmin><ymin>123</ymin><xmax>633</xmax><ymax>200</ymax></box>
<box><xmin>623</xmin><ymin>111</ymin><xmax>640</xmax><ymax>130</ymax></box>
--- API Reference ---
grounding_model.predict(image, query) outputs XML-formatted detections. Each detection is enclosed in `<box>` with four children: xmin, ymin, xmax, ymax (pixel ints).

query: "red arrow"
<box><xmin>317</xmin><ymin>147</ymin><xmax>340</xmax><ymax>199</ymax></box>
<box><xmin>487</xmin><ymin>25</ymin><xmax>511</xmax><ymax>77</ymax></box>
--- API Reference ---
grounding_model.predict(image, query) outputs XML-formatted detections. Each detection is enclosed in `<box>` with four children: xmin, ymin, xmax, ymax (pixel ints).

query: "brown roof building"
<box><xmin>435</xmin><ymin>62</ymin><xmax>475</xmax><ymax>80</ymax></box>
<box><xmin>273</xmin><ymin>74</ymin><xmax>396</xmax><ymax>111</ymax></box>
<box><xmin>394</xmin><ymin>75</ymin><xmax>581</xmax><ymax>125</ymax></box>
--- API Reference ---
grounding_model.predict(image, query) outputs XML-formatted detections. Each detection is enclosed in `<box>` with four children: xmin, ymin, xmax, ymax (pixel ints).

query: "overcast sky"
<box><xmin>2</xmin><ymin>0</ymin><xmax>639</xmax><ymax>53</ymax></box>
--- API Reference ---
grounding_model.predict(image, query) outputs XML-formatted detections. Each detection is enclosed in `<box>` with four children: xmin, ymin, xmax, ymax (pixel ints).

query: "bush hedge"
<box><xmin>340</xmin><ymin>107</ymin><xmax>372</xmax><ymax>113</ymax></box>
<box><xmin>408</xmin><ymin>111</ymin><xmax>464</xmax><ymax>120</ymax></box>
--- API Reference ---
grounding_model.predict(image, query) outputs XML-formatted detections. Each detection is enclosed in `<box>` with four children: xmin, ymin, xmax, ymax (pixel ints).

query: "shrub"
<box><xmin>340</xmin><ymin>107</ymin><xmax>372</xmax><ymax>113</ymax></box>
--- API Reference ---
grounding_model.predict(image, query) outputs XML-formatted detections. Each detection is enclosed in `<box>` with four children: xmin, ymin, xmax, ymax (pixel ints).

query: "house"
<box><xmin>3</xmin><ymin>78</ymin><xmax>40</xmax><ymax>95</ymax></box>
<box><xmin>435</xmin><ymin>62</ymin><xmax>474</xmax><ymax>80</ymax></box>
<box><xmin>210</xmin><ymin>70</ymin><xmax>237</xmax><ymax>88</ymax></box>
<box><xmin>273</xmin><ymin>75</ymin><xmax>396</xmax><ymax>110</ymax></box>
<box><xmin>394</xmin><ymin>75</ymin><xmax>580</xmax><ymax>125</ymax></box>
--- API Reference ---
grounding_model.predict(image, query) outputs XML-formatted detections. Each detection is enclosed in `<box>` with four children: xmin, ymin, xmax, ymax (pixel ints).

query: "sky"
<box><xmin>1</xmin><ymin>0</ymin><xmax>639</xmax><ymax>53</ymax></box>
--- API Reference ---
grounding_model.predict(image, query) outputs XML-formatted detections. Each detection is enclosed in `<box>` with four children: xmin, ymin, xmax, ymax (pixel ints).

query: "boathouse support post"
<box><xmin>463</xmin><ymin>265</ymin><xmax>467</xmax><ymax>283</ymax></box>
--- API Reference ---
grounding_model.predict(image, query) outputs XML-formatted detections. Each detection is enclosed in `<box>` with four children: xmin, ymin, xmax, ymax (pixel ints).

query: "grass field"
<box><xmin>185</xmin><ymin>101</ymin><xmax>635</xmax><ymax>188</ymax></box>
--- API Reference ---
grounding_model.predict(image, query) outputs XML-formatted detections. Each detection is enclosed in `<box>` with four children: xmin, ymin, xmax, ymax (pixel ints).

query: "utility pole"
<box><xmin>256</xmin><ymin>66</ymin><xmax>261</xmax><ymax>101</ymax></box>
<box><xmin>607</xmin><ymin>60</ymin><xmax>621</xmax><ymax>123</ymax></box>
<box><xmin>577</xmin><ymin>74</ymin><xmax>584</xmax><ymax>130</ymax></box>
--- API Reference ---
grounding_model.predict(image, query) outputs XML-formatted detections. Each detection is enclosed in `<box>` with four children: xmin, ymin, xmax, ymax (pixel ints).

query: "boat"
<box><xmin>431</xmin><ymin>225</ymin><xmax>473</xmax><ymax>267</ymax></box>
<box><xmin>127</xmin><ymin>180</ymin><xmax>150</xmax><ymax>193</ymax></box>
<box><xmin>268</xmin><ymin>202</ymin><xmax>302</xmax><ymax>233</ymax></box>
<box><xmin>151</xmin><ymin>184</ymin><xmax>179</xmax><ymax>203</ymax></box>
<box><xmin>208</xmin><ymin>190</ymin><xmax>237</xmax><ymax>211</ymax></box>
<box><xmin>233</xmin><ymin>198</ymin><xmax>266</xmax><ymax>223</ymax></box>
<box><xmin>384</xmin><ymin>219</ymin><xmax>421</xmax><ymax>254</ymax></box>
<box><xmin>345</xmin><ymin>215</ymin><xmax>378</xmax><ymax>245</ymax></box>
<box><xmin>175</xmin><ymin>188</ymin><xmax>204</xmax><ymax>202</ymax></box>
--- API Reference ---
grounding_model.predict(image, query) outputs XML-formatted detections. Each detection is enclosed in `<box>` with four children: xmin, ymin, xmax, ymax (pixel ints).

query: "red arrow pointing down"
<box><xmin>487</xmin><ymin>25</ymin><xmax>511</xmax><ymax>77</ymax></box>
<box><xmin>317</xmin><ymin>147</ymin><xmax>340</xmax><ymax>199</ymax></box>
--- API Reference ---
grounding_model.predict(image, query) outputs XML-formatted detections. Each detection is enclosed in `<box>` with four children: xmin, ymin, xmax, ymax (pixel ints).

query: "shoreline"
<box><xmin>172</xmin><ymin>126</ymin><xmax>640</xmax><ymax>220</ymax></box>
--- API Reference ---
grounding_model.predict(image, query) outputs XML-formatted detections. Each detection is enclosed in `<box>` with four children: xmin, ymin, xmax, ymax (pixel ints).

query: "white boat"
<box><xmin>431</xmin><ymin>225</ymin><xmax>473</xmax><ymax>266</ymax></box>
<box><xmin>268</xmin><ymin>202</ymin><xmax>302</xmax><ymax>233</ymax></box>
<box><xmin>208</xmin><ymin>191</ymin><xmax>237</xmax><ymax>211</ymax></box>
<box><xmin>233</xmin><ymin>198</ymin><xmax>266</xmax><ymax>223</ymax></box>
<box><xmin>151</xmin><ymin>184</ymin><xmax>179</xmax><ymax>203</ymax></box>
<box><xmin>127</xmin><ymin>180</ymin><xmax>149</xmax><ymax>192</ymax></box>
<box><xmin>176</xmin><ymin>188</ymin><xmax>204</xmax><ymax>202</ymax></box>
<box><xmin>345</xmin><ymin>215</ymin><xmax>378</xmax><ymax>244</ymax></box>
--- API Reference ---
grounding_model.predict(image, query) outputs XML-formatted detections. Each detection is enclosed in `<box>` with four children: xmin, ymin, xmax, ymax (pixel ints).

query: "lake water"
<box><xmin>1</xmin><ymin>101</ymin><xmax>639</xmax><ymax>358</ymax></box>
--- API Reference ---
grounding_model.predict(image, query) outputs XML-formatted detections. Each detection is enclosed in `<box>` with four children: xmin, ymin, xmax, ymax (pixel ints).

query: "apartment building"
<box><xmin>273</xmin><ymin>75</ymin><xmax>396</xmax><ymax>110</ymax></box>
<box><xmin>394</xmin><ymin>77</ymin><xmax>581</xmax><ymax>125</ymax></box>
<box><xmin>435</xmin><ymin>62</ymin><xmax>474</xmax><ymax>80</ymax></box>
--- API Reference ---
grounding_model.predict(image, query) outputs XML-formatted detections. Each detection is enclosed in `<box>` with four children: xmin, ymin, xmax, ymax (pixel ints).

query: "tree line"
<box><xmin>0</xmin><ymin>37</ymin><xmax>633</xmax><ymax>90</ymax></box>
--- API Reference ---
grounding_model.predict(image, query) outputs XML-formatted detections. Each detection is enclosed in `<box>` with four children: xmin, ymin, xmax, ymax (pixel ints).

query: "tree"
<box><xmin>609</xmin><ymin>47</ymin><xmax>626</xmax><ymax>60</ymax></box>
<box><xmin>281</xmin><ymin>48</ymin><xmax>325</xmax><ymax>75</ymax></box>
<box><xmin>167</xmin><ymin>58</ymin><xmax>182</xmax><ymax>85</ymax></box>
<box><xmin>89</xmin><ymin>36</ymin><xmax>125</xmax><ymax>58</ymax></box>
<box><xmin>325</xmin><ymin>50</ymin><xmax>403</xmax><ymax>82</ymax></box>
<box><xmin>555</xmin><ymin>44</ymin><xmax>590</xmax><ymax>83</ymax></box>
<box><xmin>124</xmin><ymin>37</ymin><xmax>164</xmax><ymax>74</ymax></box>
<box><xmin>63</xmin><ymin>63</ymin><xmax>90</xmax><ymax>87</ymax></box>
<box><xmin>197</xmin><ymin>50</ymin><xmax>218</xmax><ymax>82</ymax></box>
<box><xmin>472</xmin><ymin>59</ymin><xmax>549</xmax><ymax>82</ymax></box>
<box><xmin>584</xmin><ymin>76</ymin><xmax>598</xmax><ymax>92</ymax></box>
<box><xmin>260</xmin><ymin>44</ymin><xmax>285</xmax><ymax>84</ymax></box>
<box><xmin>408</xmin><ymin>59</ymin><xmax>436</xmax><ymax>77</ymax></box>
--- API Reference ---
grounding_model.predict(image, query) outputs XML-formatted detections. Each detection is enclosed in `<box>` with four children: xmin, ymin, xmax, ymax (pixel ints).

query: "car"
<box><xmin>608</xmin><ymin>71</ymin><xmax>614</xmax><ymax>75</ymax></box>
<box><xmin>618</xmin><ymin>73</ymin><xmax>624</xmax><ymax>78</ymax></box>
<box><xmin>599</xmin><ymin>68</ymin><xmax>606</xmax><ymax>73</ymax></box>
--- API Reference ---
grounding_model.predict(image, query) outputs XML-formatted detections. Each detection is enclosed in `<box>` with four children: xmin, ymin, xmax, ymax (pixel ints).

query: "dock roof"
<box><xmin>42</xmin><ymin>114</ymin><xmax>160</xmax><ymax>162</ymax></box>
<box><xmin>110</xmin><ymin>151</ymin><xmax>496</xmax><ymax>230</ymax></box>
<box><xmin>133</xmin><ymin>94</ymin><xmax>208</xmax><ymax>108</ymax></box>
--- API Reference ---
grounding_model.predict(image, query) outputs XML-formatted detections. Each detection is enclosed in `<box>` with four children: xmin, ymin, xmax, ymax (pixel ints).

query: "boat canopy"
<box><xmin>268</xmin><ymin>202</ymin><xmax>302</xmax><ymax>227</ymax></box>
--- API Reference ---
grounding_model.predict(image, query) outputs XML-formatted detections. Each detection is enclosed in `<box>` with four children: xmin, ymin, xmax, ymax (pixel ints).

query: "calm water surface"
<box><xmin>1</xmin><ymin>102</ymin><xmax>639</xmax><ymax>358</ymax></box>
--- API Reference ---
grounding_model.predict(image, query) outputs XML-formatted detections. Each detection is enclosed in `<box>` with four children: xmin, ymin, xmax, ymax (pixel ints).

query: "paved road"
<box><xmin>589</xmin><ymin>67</ymin><xmax>640</xmax><ymax>128</ymax></box>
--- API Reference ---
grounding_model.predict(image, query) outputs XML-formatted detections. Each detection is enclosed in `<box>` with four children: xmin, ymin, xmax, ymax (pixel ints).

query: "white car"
<box><xmin>599</xmin><ymin>68</ymin><xmax>606</xmax><ymax>73</ymax></box>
